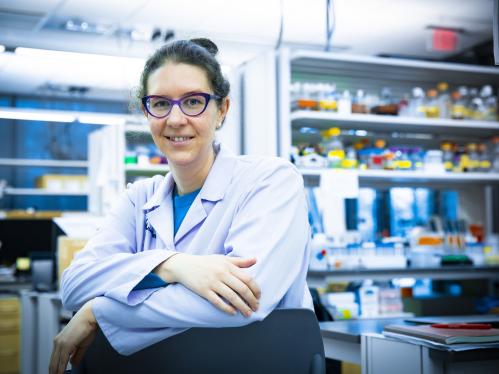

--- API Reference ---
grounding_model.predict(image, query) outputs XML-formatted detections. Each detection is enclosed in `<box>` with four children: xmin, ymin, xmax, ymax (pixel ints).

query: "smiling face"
<box><xmin>145</xmin><ymin>62</ymin><xmax>228</xmax><ymax>172</ymax></box>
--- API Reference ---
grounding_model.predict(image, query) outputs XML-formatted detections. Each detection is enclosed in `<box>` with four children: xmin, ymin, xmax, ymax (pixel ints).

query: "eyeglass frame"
<box><xmin>141</xmin><ymin>92</ymin><xmax>221</xmax><ymax>118</ymax></box>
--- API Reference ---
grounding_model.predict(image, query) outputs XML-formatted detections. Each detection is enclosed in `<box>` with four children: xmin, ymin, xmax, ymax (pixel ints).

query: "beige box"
<box><xmin>57</xmin><ymin>236</ymin><xmax>88</xmax><ymax>284</ymax></box>
<box><xmin>36</xmin><ymin>175</ymin><xmax>88</xmax><ymax>192</ymax></box>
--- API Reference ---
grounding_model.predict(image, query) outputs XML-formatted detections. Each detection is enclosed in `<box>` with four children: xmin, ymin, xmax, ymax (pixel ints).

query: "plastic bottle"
<box><xmin>436</xmin><ymin>82</ymin><xmax>451</xmax><ymax>119</ymax></box>
<box><xmin>481</xmin><ymin>85</ymin><xmax>498</xmax><ymax>121</ymax></box>
<box><xmin>477</xmin><ymin>143</ymin><xmax>491</xmax><ymax>172</ymax></box>
<box><xmin>297</xmin><ymin>83</ymin><xmax>318</xmax><ymax>110</ymax></box>
<box><xmin>492</xmin><ymin>136</ymin><xmax>499</xmax><ymax>172</ymax></box>
<box><xmin>342</xmin><ymin>147</ymin><xmax>358</xmax><ymax>169</ymax></box>
<box><xmin>408</xmin><ymin>87</ymin><xmax>426</xmax><ymax>118</ymax></box>
<box><xmin>466</xmin><ymin>143</ymin><xmax>479</xmax><ymax>172</ymax></box>
<box><xmin>398</xmin><ymin>93</ymin><xmax>410</xmax><ymax>117</ymax></box>
<box><xmin>368</xmin><ymin>139</ymin><xmax>386</xmax><ymax>170</ymax></box>
<box><xmin>468</xmin><ymin>88</ymin><xmax>479</xmax><ymax>119</ymax></box>
<box><xmin>451</xmin><ymin>87</ymin><xmax>468</xmax><ymax>120</ymax></box>
<box><xmin>352</xmin><ymin>89</ymin><xmax>368</xmax><ymax>114</ymax></box>
<box><xmin>318</xmin><ymin>83</ymin><xmax>338</xmax><ymax>112</ymax></box>
<box><xmin>425</xmin><ymin>89</ymin><xmax>440</xmax><ymax>118</ymax></box>
<box><xmin>410</xmin><ymin>147</ymin><xmax>424</xmax><ymax>170</ymax></box>
<box><xmin>338</xmin><ymin>90</ymin><xmax>352</xmax><ymax>115</ymax></box>
<box><xmin>323</xmin><ymin>127</ymin><xmax>345</xmax><ymax>168</ymax></box>
<box><xmin>441</xmin><ymin>142</ymin><xmax>454</xmax><ymax>172</ymax></box>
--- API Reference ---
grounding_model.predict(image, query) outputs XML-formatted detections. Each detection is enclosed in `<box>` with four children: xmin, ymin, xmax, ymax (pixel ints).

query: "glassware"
<box><xmin>437</xmin><ymin>82</ymin><xmax>450</xmax><ymax>119</ymax></box>
<box><xmin>425</xmin><ymin>89</ymin><xmax>440</xmax><ymax>118</ymax></box>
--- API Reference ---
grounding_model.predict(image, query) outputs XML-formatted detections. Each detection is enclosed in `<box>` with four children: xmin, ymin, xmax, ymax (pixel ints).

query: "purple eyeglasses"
<box><xmin>142</xmin><ymin>92</ymin><xmax>220</xmax><ymax>118</ymax></box>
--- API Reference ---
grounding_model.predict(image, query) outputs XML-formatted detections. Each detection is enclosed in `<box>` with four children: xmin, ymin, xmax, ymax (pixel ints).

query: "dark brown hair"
<box><xmin>137</xmin><ymin>38</ymin><xmax>230</xmax><ymax>107</ymax></box>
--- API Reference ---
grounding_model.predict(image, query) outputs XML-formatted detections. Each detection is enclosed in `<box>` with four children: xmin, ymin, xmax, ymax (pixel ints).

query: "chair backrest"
<box><xmin>72</xmin><ymin>308</ymin><xmax>325</xmax><ymax>374</ymax></box>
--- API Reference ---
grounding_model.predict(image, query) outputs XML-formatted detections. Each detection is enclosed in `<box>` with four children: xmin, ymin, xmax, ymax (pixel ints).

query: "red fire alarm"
<box><xmin>431</xmin><ymin>27</ymin><xmax>459</xmax><ymax>52</ymax></box>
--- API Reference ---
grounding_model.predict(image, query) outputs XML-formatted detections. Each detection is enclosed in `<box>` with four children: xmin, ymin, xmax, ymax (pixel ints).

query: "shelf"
<box><xmin>125</xmin><ymin>164</ymin><xmax>169</xmax><ymax>174</ymax></box>
<box><xmin>299</xmin><ymin>168</ymin><xmax>499</xmax><ymax>185</ymax></box>
<box><xmin>307</xmin><ymin>265</ymin><xmax>499</xmax><ymax>283</ymax></box>
<box><xmin>3</xmin><ymin>188</ymin><xmax>88</xmax><ymax>196</ymax></box>
<box><xmin>0</xmin><ymin>158</ymin><xmax>88</xmax><ymax>168</ymax></box>
<box><xmin>291</xmin><ymin>111</ymin><xmax>499</xmax><ymax>138</ymax></box>
<box><xmin>290</xmin><ymin>50</ymin><xmax>499</xmax><ymax>88</ymax></box>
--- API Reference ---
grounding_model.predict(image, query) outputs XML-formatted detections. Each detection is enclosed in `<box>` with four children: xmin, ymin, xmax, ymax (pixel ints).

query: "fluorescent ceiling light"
<box><xmin>0</xmin><ymin>45</ymin><xmax>4</xmax><ymax>53</ymax></box>
<box><xmin>0</xmin><ymin>108</ymin><xmax>76</xmax><ymax>123</ymax></box>
<box><xmin>77</xmin><ymin>114</ymin><xmax>125</xmax><ymax>126</ymax></box>
<box><xmin>0</xmin><ymin>108</ymin><xmax>130</xmax><ymax>125</ymax></box>
<box><xmin>15</xmin><ymin>47</ymin><xmax>144</xmax><ymax>66</ymax></box>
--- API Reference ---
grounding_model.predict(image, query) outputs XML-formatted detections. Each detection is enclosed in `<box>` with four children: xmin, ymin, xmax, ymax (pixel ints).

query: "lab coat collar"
<box><xmin>197</xmin><ymin>142</ymin><xmax>236</xmax><ymax>203</ymax></box>
<box><xmin>141</xmin><ymin>142</ymin><xmax>235</xmax><ymax>211</ymax></box>
<box><xmin>141</xmin><ymin>142</ymin><xmax>236</xmax><ymax>245</ymax></box>
<box><xmin>173</xmin><ymin>143</ymin><xmax>236</xmax><ymax>243</ymax></box>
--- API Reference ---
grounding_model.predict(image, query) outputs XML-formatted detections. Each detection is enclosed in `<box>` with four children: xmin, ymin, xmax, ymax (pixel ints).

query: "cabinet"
<box><xmin>277</xmin><ymin>48</ymin><xmax>499</xmax><ymax>229</ymax></box>
<box><xmin>88</xmin><ymin>121</ymin><xmax>169</xmax><ymax>215</ymax></box>
<box><xmin>0</xmin><ymin>108</ymin><xmax>115</xmax><ymax>211</ymax></box>
<box><xmin>0</xmin><ymin>296</ymin><xmax>20</xmax><ymax>374</ymax></box>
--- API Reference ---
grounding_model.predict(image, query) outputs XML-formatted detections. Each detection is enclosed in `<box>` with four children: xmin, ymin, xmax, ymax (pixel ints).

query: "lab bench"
<box><xmin>320</xmin><ymin>317</ymin><xmax>499</xmax><ymax>374</ymax></box>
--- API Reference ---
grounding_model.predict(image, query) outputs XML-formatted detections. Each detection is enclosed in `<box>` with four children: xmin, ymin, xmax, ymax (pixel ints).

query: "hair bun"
<box><xmin>190</xmin><ymin>38</ymin><xmax>218</xmax><ymax>57</ymax></box>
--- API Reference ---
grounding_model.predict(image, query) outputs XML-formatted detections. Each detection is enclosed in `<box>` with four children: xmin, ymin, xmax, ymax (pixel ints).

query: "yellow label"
<box><xmin>425</xmin><ymin>106</ymin><xmax>440</xmax><ymax>118</ymax></box>
<box><xmin>341</xmin><ymin>159</ymin><xmax>358</xmax><ymax>169</ymax></box>
<box><xmin>328</xmin><ymin>150</ymin><xmax>345</xmax><ymax>159</ymax></box>
<box><xmin>319</xmin><ymin>100</ymin><xmax>337</xmax><ymax>111</ymax></box>
<box><xmin>397</xmin><ymin>160</ymin><xmax>412</xmax><ymax>169</ymax></box>
<box><xmin>480</xmin><ymin>160</ymin><xmax>491</xmax><ymax>169</ymax></box>
<box><xmin>444</xmin><ymin>161</ymin><xmax>453</xmax><ymax>171</ymax></box>
<box><xmin>451</xmin><ymin>105</ymin><xmax>466</xmax><ymax>118</ymax></box>
<box><xmin>460</xmin><ymin>155</ymin><xmax>470</xmax><ymax>169</ymax></box>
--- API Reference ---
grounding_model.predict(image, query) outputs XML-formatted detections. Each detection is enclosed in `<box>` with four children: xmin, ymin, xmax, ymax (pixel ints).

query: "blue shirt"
<box><xmin>133</xmin><ymin>186</ymin><xmax>201</xmax><ymax>291</ymax></box>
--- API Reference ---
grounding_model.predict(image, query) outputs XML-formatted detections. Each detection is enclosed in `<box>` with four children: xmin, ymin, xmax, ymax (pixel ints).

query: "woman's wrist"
<box><xmin>81</xmin><ymin>299</ymin><xmax>97</xmax><ymax>326</ymax></box>
<box><xmin>154</xmin><ymin>253</ymin><xmax>184</xmax><ymax>284</ymax></box>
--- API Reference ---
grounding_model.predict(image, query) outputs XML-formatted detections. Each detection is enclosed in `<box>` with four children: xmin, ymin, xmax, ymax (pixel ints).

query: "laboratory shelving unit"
<box><xmin>277</xmin><ymin>49</ymin><xmax>499</xmax><ymax>199</ymax></box>
<box><xmin>0</xmin><ymin>158</ymin><xmax>90</xmax><ymax>197</ymax></box>
<box><xmin>277</xmin><ymin>48</ymin><xmax>499</xmax><ymax>159</ymax></box>
<box><xmin>276</xmin><ymin>48</ymin><xmax>499</xmax><ymax>292</ymax></box>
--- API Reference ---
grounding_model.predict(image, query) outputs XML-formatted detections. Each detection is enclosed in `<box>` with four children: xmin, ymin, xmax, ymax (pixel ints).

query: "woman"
<box><xmin>49</xmin><ymin>38</ymin><xmax>312</xmax><ymax>374</ymax></box>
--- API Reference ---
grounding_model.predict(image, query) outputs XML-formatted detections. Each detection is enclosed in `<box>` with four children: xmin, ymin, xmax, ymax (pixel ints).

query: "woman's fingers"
<box><xmin>231</xmin><ymin>265</ymin><xmax>261</xmax><ymax>300</ymax></box>
<box><xmin>215</xmin><ymin>282</ymin><xmax>254</xmax><ymax>317</ymax></box>
<box><xmin>227</xmin><ymin>257</ymin><xmax>256</xmax><ymax>268</ymax></box>
<box><xmin>48</xmin><ymin>343</ymin><xmax>60</xmax><ymax>374</ymax></box>
<box><xmin>223</xmin><ymin>273</ymin><xmax>259</xmax><ymax>312</ymax></box>
<box><xmin>49</xmin><ymin>339</ymin><xmax>70</xmax><ymax>374</ymax></box>
<box><xmin>205</xmin><ymin>290</ymin><xmax>236</xmax><ymax>315</ymax></box>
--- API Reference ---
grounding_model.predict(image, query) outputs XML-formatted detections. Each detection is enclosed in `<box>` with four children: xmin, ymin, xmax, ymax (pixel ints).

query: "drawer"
<box><xmin>0</xmin><ymin>320</ymin><xmax>19</xmax><ymax>335</ymax></box>
<box><xmin>0</xmin><ymin>334</ymin><xmax>19</xmax><ymax>351</ymax></box>
<box><xmin>0</xmin><ymin>348</ymin><xmax>19</xmax><ymax>373</ymax></box>
<box><xmin>0</xmin><ymin>298</ymin><xmax>20</xmax><ymax>318</ymax></box>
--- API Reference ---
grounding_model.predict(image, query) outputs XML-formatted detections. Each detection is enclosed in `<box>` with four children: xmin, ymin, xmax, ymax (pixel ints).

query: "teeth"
<box><xmin>171</xmin><ymin>137</ymin><xmax>190</xmax><ymax>142</ymax></box>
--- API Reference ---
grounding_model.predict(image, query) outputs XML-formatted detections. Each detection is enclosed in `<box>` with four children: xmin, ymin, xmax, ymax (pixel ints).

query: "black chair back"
<box><xmin>72</xmin><ymin>308</ymin><xmax>325</xmax><ymax>374</ymax></box>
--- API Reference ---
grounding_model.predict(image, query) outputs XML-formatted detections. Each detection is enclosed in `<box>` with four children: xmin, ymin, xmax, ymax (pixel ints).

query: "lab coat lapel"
<box><xmin>174</xmin><ymin>143</ymin><xmax>236</xmax><ymax>244</ymax></box>
<box><xmin>174</xmin><ymin>197</ymin><xmax>207</xmax><ymax>243</ymax></box>
<box><xmin>143</xmin><ymin>173</ymin><xmax>175</xmax><ymax>248</ymax></box>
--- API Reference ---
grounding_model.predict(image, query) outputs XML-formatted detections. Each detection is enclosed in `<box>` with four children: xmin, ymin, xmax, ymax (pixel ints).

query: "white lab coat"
<box><xmin>61</xmin><ymin>143</ymin><xmax>313</xmax><ymax>355</ymax></box>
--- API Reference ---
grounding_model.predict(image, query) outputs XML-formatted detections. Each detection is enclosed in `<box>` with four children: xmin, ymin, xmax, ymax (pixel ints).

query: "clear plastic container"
<box><xmin>492</xmin><ymin>136</ymin><xmax>499</xmax><ymax>173</ymax></box>
<box><xmin>437</xmin><ymin>82</ymin><xmax>451</xmax><ymax>119</ymax></box>
<box><xmin>424</xmin><ymin>150</ymin><xmax>445</xmax><ymax>173</ymax></box>
<box><xmin>425</xmin><ymin>89</ymin><xmax>440</xmax><ymax>118</ymax></box>
<box><xmin>408</xmin><ymin>87</ymin><xmax>426</xmax><ymax>118</ymax></box>
<box><xmin>322</xmin><ymin>127</ymin><xmax>345</xmax><ymax>168</ymax></box>
<box><xmin>441</xmin><ymin>142</ymin><xmax>454</xmax><ymax>172</ymax></box>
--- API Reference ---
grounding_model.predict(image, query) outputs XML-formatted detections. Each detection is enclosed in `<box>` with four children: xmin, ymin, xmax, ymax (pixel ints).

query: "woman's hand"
<box><xmin>155</xmin><ymin>254</ymin><xmax>261</xmax><ymax>316</ymax></box>
<box><xmin>49</xmin><ymin>299</ymin><xmax>97</xmax><ymax>374</ymax></box>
